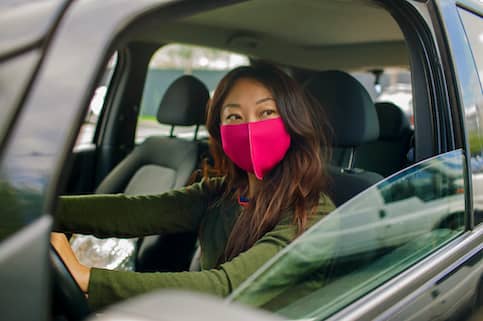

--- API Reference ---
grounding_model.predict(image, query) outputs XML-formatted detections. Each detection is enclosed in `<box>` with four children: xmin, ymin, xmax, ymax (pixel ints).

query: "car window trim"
<box><xmin>92</xmin><ymin>50</ymin><xmax>125</xmax><ymax>147</ymax></box>
<box><xmin>456</xmin><ymin>0</ymin><xmax>483</xmax><ymax>16</ymax></box>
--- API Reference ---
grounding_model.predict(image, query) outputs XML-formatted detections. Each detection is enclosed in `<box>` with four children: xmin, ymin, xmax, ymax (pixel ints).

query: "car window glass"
<box><xmin>74</xmin><ymin>52</ymin><xmax>118</xmax><ymax>149</ymax></box>
<box><xmin>229</xmin><ymin>150</ymin><xmax>466</xmax><ymax>320</ymax></box>
<box><xmin>457</xmin><ymin>7</ymin><xmax>483</xmax><ymax>89</ymax></box>
<box><xmin>351</xmin><ymin>69</ymin><xmax>413</xmax><ymax>128</ymax></box>
<box><xmin>457</xmin><ymin>7</ymin><xmax>483</xmax><ymax>227</ymax></box>
<box><xmin>135</xmin><ymin>44</ymin><xmax>249</xmax><ymax>143</ymax></box>
<box><xmin>0</xmin><ymin>51</ymin><xmax>40</xmax><ymax>157</ymax></box>
<box><xmin>0</xmin><ymin>51</ymin><xmax>44</xmax><ymax>242</ymax></box>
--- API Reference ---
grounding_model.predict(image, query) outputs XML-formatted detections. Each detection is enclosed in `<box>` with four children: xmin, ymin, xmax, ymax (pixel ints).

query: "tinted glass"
<box><xmin>457</xmin><ymin>7</ymin><xmax>483</xmax><ymax>89</ymax></box>
<box><xmin>0</xmin><ymin>51</ymin><xmax>40</xmax><ymax>152</ymax></box>
<box><xmin>0</xmin><ymin>51</ymin><xmax>41</xmax><ymax>241</ymax></box>
<box><xmin>230</xmin><ymin>150</ymin><xmax>466</xmax><ymax>320</ymax></box>
<box><xmin>457</xmin><ymin>6</ymin><xmax>483</xmax><ymax>227</ymax></box>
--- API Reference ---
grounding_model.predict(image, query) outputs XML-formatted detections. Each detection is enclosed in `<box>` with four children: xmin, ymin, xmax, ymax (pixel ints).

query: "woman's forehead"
<box><xmin>223</xmin><ymin>78</ymin><xmax>274</xmax><ymax>105</ymax></box>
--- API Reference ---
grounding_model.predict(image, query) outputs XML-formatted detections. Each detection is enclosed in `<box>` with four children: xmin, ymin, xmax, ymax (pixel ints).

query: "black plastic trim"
<box><xmin>380</xmin><ymin>0</ymin><xmax>451</xmax><ymax>161</ymax></box>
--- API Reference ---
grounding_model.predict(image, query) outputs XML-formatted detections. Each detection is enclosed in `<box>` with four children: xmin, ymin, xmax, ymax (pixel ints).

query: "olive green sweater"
<box><xmin>54</xmin><ymin>177</ymin><xmax>335</xmax><ymax>310</ymax></box>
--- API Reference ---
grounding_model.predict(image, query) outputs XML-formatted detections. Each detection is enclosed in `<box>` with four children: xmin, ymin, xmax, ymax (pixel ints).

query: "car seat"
<box><xmin>354</xmin><ymin>102</ymin><xmax>413</xmax><ymax>177</ymax></box>
<box><xmin>76</xmin><ymin>75</ymin><xmax>210</xmax><ymax>272</ymax></box>
<box><xmin>304</xmin><ymin>70</ymin><xmax>384</xmax><ymax>206</ymax></box>
<box><xmin>96</xmin><ymin>75</ymin><xmax>209</xmax><ymax>194</ymax></box>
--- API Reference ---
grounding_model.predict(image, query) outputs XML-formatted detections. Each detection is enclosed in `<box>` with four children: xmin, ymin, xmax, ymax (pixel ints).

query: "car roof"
<box><xmin>128</xmin><ymin>0</ymin><xmax>409</xmax><ymax>71</ymax></box>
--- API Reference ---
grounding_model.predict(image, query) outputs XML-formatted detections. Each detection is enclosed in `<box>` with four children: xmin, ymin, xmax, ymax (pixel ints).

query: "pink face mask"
<box><xmin>220</xmin><ymin>117</ymin><xmax>291</xmax><ymax>179</ymax></box>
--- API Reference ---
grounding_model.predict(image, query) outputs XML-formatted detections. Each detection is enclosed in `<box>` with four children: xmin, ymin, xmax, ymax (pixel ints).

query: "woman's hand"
<box><xmin>50</xmin><ymin>232</ymin><xmax>91</xmax><ymax>293</ymax></box>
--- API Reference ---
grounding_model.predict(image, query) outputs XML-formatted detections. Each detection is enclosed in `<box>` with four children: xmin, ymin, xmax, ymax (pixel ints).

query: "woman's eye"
<box><xmin>226</xmin><ymin>114</ymin><xmax>241</xmax><ymax>121</ymax></box>
<box><xmin>261</xmin><ymin>109</ymin><xmax>277</xmax><ymax>117</ymax></box>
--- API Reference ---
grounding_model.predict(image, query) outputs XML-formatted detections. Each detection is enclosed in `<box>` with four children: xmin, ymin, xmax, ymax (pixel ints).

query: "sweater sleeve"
<box><xmin>230</xmin><ymin>194</ymin><xmax>339</xmax><ymax>310</ymax></box>
<box><xmin>87</xmin><ymin>194</ymin><xmax>336</xmax><ymax>311</ymax></box>
<box><xmin>87</xmin><ymin>222</ymin><xmax>295</xmax><ymax>310</ymax></box>
<box><xmin>53</xmin><ymin>177</ymin><xmax>225</xmax><ymax>238</ymax></box>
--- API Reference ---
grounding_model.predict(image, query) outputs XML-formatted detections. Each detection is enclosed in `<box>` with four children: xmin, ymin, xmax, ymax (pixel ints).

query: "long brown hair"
<box><xmin>206</xmin><ymin>63</ymin><xmax>331</xmax><ymax>263</ymax></box>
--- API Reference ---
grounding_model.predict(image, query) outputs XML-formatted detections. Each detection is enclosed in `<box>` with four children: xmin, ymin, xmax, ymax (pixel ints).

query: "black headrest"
<box><xmin>157</xmin><ymin>75</ymin><xmax>210</xmax><ymax>126</ymax></box>
<box><xmin>305</xmin><ymin>70</ymin><xmax>379</xmax><ymax>147</ymax></box>
<box><xmin>375</xmin><ymin>102</ymin><xmax>411</xmax><ymax>140</ymax></box>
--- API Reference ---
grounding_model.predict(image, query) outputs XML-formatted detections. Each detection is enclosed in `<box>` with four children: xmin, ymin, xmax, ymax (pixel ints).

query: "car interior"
<box><xmin>50</xmin><ymin>0</ymin><xmax>470</xmax><ymax>319</ymax></box>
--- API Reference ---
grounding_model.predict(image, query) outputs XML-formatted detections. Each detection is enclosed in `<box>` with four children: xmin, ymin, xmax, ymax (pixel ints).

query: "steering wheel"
<box><xmin>50</xmin><ymin>246</ymin><xmax>91</xmax><ymax>321</ymax></box>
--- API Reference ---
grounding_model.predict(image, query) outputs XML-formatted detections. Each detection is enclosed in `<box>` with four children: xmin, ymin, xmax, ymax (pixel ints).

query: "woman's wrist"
<box><xmin>77</xmin><ymin>264</ymin><xmax>91</xmax><ymax>294</ymax></box>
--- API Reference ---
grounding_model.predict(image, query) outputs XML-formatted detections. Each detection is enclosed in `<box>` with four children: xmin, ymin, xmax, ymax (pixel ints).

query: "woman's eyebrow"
<box><xmin>256</xmin><ymin>97</ymin><xmax>275</xmax><ymax>105</ymax></box>
<box><xmin>222</xmin><ymin>103</ymin><xmax>240</xmax><ymax>109</ymax></box>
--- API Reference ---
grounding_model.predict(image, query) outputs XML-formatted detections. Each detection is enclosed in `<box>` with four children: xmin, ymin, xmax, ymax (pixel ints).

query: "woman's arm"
<box><xmin>49</xmin><ymin>228</ymin><xmax>288</xmax><ymax>310</ymax></box>
<box><xmin>86</xmin><ymin>225</ymin><xmax>293</xmax><ymax>310</ymax></box>
<box><xmin>54</xmin><ymin>192</ymin><xmax>335</xmax><ymax>311</ymax></box>
<box><xmin>53</xmin><ymin>177</ymin><xmax>225</xmax><ymax>238</ymax></box>
<box><xmin>86</xmin><ymin>198</ymin><xmax>336</xmax><ymax>311</ymax></box>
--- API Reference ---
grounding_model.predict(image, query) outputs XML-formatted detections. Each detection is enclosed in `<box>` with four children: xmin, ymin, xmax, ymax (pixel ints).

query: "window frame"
<box><xmin>453</xmin><ymin>3</ymin><xmax>483</xmax><ymax>229</ymax></box>
<box><xmin>74</xmin><ymin>51</ymin><xmax>121</xmax><ymax>150</ymax></box>
<box><xmin>429</xmin><ymin>0</ymin><xmax>483</xmax><ymax>231</ymax></box>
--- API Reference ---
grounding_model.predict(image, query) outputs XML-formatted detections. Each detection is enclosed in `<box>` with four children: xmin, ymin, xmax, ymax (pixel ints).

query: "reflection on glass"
<box><xmin>229</xmin><ymin>150</ymin><xmax>466</xmax><ymax>320</ymax></box>
<box><xmin>455</xmin><ymin>7</ymin><xmax>483</xmax><ymax>227</ymax></box>
<box><xmin>457</xmin><ymin>8</ymin><xmax>483</xmax><ymax>90</ymax></box>
<box><xmin>0</xmin><ymin>181</ymin><xmax>43</xmax><ymax>241</ymax></box>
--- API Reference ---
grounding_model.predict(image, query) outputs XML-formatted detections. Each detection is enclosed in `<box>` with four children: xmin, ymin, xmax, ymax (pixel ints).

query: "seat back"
<box><xmin>305</xmin><ymin>70</ymin><xmax>383</xmax><ymax>206</ymax></box>
<box><xmin>96</xmin><ymin>75</ymin><xmax>210</xmax><ymax>272</ymax></box>
<box><xmin>354</xmin><ymin>102</ymin><xmax>413</xmax><ymax>177</ymax></box>
<box><xmin>97</xmin><ymin>75</ymin><xmax>210</xmax><ymax>194</ymax></box>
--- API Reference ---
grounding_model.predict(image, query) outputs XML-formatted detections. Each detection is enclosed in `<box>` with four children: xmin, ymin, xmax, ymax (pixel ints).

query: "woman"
<box><xmin>51</xmin><ymin>63</ymin><xmax>335</xmax><ymax>310</ymax></box>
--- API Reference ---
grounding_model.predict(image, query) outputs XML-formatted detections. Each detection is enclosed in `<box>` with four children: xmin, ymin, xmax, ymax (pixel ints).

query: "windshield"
<box><xmin>228</xmin><ymin>150</ymin><xmax>466</xmax><ymax>320</ymax></box>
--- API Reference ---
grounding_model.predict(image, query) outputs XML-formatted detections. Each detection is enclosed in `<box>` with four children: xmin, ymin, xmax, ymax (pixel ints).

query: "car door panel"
<box><xmin>382</xmin><ymin>241</ymin><xmax>482</xmax><ymax>321</ymax></box>
<box><xmin>0</xmin><ymin>216</ymin><xmax>51</xmax><ymax>321</ymax></box>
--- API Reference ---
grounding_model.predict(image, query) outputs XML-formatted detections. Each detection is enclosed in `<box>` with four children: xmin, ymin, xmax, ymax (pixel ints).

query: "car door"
<box><xmin>329</xmin><ymin>1</ymin><xmax>483</xmax><ymax>319</ymax></box>
<box><xmin>0</xmin><ymin>2</ymin><xmax>72</xmax><ymax>321</ymax></box>
<box><xmin>327</xmin><ymin>1</ymin><xmax>483</xmax><ymax>319</ymax></box>
<box><xmin>426</xmin><ymin>1</ymin><xmax>483</xmax><ymax>320</ymax></box>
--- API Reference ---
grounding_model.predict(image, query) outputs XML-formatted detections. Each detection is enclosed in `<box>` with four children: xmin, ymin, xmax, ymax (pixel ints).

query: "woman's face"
<box><xmin>221</xmin><ymin>78</ymin><xmax>280</xmax><ymax>125</ymax></box>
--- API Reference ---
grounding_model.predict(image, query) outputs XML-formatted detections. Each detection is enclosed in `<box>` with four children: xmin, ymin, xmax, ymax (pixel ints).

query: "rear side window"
<box><xmin>135</xmin><ymin>44</ymin><xmax>248</xmax><ymax>143</ymax></box>
<box><xmin>457</xmin><ymin>7</ymin><xmax>483</xmax><ymax>89</ymax></box>
<box><xmin>75</xmin><ymin>53</ymin><xmax>118</xmax><ymax>149</ymax></box>
<box><xmin>351</xmin><ymin>69</ymin><xmax>413</xmax><ymax>128</ymax></box>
